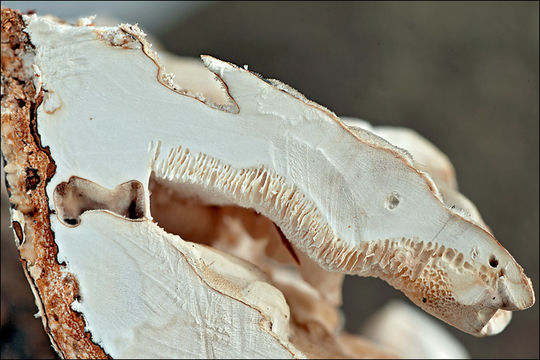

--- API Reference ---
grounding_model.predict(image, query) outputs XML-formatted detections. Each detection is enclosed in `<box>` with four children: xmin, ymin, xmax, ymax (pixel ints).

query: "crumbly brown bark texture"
<box><xmin>1</xmin><ymin>8</ymin><xmax>107</xmax><ymax>359</ymax></box>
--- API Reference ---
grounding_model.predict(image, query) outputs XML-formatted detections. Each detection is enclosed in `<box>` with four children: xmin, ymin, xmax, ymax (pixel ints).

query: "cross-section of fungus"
<box><xmin>1</xmin><ymin>8</ymin><xmax>535</xmax><ymax>359</ymax></box>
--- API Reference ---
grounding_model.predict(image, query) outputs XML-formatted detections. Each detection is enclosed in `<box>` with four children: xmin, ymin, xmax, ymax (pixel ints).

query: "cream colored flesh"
<box><xmin>342</xmin><ymin>118</ymin><xmax>486</xmax><ymax>227</ymax></box>
<box><xmin>55</xmin><ymin>212</ymin><xmax>297</xmax><ymax>358</ymax></box>
<box><xmin>21</xmin><ymin>12</ymin><xmax>534</xmax><ymax>358</ymax></box>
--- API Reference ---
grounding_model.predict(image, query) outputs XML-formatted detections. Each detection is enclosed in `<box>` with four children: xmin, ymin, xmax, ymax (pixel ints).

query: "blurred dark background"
<box><xmin>2</xmin><ymin>1</ymin><xmax>538</xmax><ymax>358</ymax></box>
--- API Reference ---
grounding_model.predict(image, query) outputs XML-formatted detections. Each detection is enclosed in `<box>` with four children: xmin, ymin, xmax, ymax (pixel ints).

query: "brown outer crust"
<box><xmin>1</xmin><ymin>8</ymin><xmax>108</xmax><ymax>359</ymax></box>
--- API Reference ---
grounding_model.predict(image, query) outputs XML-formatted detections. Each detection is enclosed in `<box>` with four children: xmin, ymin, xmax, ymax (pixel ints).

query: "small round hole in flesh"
<box><xmin>489</xmin><ymin>255</ymin><xmax>499</xmax><ymax>268</ymax></box>
<box><xmin>385</xmin><ymin>192</ymin><xmax>400</xmax><ymax>210</ymax></box>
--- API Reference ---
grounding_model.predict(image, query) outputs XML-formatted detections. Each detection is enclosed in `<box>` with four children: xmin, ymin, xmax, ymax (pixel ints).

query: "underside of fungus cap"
<box><xmin>1</xmin><ymin>8</ymin><xmax>535</xmax><ymax>359</ymax></box>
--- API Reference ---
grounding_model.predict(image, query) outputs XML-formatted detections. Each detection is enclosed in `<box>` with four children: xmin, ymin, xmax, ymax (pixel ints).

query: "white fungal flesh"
<box><xmin>342</xmin><ymin>118</ymin><xmax>486</xmax><ymax>227</ymax></box>
<box><xmin>19</xmin><ymin>13</ymin><xmax>535</xmax><ymax>358</ymax></box>
<box><xmin>342</xmin><ymin>118</ymin><xmax>457</xmax><ymax>189</ymax></box>
<box><xmin>56</xmin><ymin>212</ymin><xmax>297</xmax><ymax>358</ymax></box>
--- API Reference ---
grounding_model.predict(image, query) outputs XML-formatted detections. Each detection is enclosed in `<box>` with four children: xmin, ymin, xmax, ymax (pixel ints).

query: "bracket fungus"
<box><xmin>1</xmin><ymin>8</ymin><xmax>535</xmax><ymax>359</ymax></box>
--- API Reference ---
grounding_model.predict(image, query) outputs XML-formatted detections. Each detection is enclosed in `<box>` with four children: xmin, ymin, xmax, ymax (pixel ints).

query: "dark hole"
<box><xmin>25</xmin><ymin>167</ymin><xmax>40</xmax><ymax>191</ymax></box>
<box><xmin>489</xmin><ymin>255</ymin><xmax>498</xmax><ymax>268</ymax></box>
<box><xmin>422</xmin><ymin>297</ymin><xmax>427</xmax><ymax>303</ymax></box>
<box><xmin>492</xmin><ymin>297</ymin><xmax>496</xmax><ymax>300</ymax></box>
<box><xmin>499</xmin><ymin>268</ymin><xmax>505</xmax><ymax>277</ymax></box>
<box><xmin>12</xmin><ymin>221</ymin><xmax>23</xmax><ymax>245</ymax></box>
<box><xmin>64</xmin><ymin>218</ymin><xmax>78</xmax><ymax>226</ymax></box>
<box><xmin>127</xmin><ymin>200</ymin><xmax>138</xmax><ymax>219</ymax></box>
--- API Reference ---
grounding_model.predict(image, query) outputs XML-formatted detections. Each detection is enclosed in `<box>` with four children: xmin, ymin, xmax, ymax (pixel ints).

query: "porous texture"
<box><xmin>153</xmin><ymin>143</ymin><xmax>500</xmax><ymax>315</ymax></box>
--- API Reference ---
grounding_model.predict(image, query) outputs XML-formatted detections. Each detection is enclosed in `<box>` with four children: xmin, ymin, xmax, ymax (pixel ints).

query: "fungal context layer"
<box><xmin>1</xmin><ymin>8</ymin><xmax>535</xmax><ymax>359</ymax></box>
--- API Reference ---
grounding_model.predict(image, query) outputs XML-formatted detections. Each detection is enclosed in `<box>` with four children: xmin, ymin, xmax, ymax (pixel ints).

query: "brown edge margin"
<box><xmin>1</xmin><ymin>8</ymin><xmax>109</xmax><ymax>359</ymax></box>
